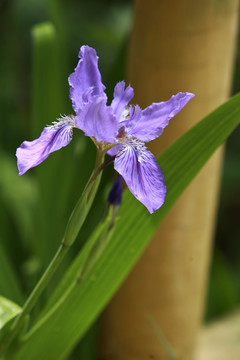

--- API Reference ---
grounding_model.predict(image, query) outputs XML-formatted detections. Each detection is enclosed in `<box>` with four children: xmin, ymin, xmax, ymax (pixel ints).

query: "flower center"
<box><xmin>117</xmin><ymin>127</ymin><xmax>127</xmax><ymax>139</ymax></box>
<box><xmin>117</xmin><ymin>135</ymin><xmax>147</xmax><ymax>163</ymax></box>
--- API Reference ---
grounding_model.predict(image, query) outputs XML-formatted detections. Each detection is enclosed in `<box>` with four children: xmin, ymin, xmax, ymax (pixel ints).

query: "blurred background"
<box><xmin>0</xmin><ymin>0</ymin><xmax>240</xmax><ymax>356</ymax></box>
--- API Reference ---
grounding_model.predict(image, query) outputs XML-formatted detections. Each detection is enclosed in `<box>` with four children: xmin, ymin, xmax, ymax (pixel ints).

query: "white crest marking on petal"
<box><xmin>118</xmin><ymin>136</ymin><xmax>147</xmax><ymax>162</ymax></box>
<box><xmin>47</xmin><ymin>114</ymin><xmax>76</xmax><ymax>131</ymax></box>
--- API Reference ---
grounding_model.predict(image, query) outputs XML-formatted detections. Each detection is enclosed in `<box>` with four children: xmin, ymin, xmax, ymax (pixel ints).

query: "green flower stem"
<box><xmin>23</xmin><ymin>206</ymin><xmax>118</xmax><ymax>340</ymax></box>
<box><xmin>62</xmin><ymin>150</ymin><xmax>110</xmax><ymax>247</ymax></box>
<box><xmin>0</xmin><ymin>151</ymin><xmax>105</xmax><ymax>357</ymax></box>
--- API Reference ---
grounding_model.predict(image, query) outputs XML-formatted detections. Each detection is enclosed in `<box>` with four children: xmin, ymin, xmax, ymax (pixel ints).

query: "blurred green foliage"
<box><xmin>0</xmin><ymin>0</ymin><xmax>240</xmax><ymax>357</ymax></box>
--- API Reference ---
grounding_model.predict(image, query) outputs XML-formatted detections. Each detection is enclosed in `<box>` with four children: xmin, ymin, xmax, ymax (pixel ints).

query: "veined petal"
<box><xmin>111</xmin><ymin>81</ymin><xmax>134</xmax><ymax>122</ymax></box>
<box><xmin>128</xmin><ymin>92</ymin><xmax>195</xmax><ymax>142</ymax></box>
<box><xmin>76</xmin><ymin>96</ymin><xmax>118</xmax><ymax>143</ymax></box>
<box><xmin>16</xmin><ymin>116</ymin><xmax>75</xmax><ymax>175</ymax></box>
<box><xmin>68</xmin><ymin>46</ymin><xmax>106</xmax><ymax>112</ymax></box>
<box><xmin>114</xmin><ymin>140</ymin><xmax>166</xmax><ymax>213</ymax></box>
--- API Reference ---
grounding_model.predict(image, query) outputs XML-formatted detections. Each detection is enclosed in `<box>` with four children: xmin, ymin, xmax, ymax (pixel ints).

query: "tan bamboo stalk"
<box><xmin>99</xmin><ymin>1</ymin><xmax>239</xmax><ymax>359</ymax></box>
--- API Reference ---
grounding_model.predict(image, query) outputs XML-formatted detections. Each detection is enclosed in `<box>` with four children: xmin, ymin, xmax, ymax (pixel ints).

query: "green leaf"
<box><xmin>14</xmin><ymin>93</ymin><xmax>240</xmax><ymax>359</ymax></box>
<box><xmin>0</xmin><ymin>297</ymin><xmax>21</xmax><ymax>331</ymax></box>
<box><xmin>0</xmin><ymin>297</ymin><xmax>24</xmax><ymax>358</ymax></box>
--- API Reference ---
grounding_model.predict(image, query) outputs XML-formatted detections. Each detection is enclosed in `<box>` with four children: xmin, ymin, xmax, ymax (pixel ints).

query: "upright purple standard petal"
<box><xmin>16</xmin><ymin>116</ymin><xmax>75</xmax><ymax>175</ymax></box>
<box><xmin>114</xmin><ymin>140</ymin><xmax>166</xmax><ymax>213</ymax></box>
<box><xmin>127</xmin><ymin>92</ymin><xmax>195</xmax><ymax>142</ymax></box>
<box><xmin>76</xmin><ymin>96</ymin><xmax>118</xmax><ymax>143</ymax></box>
<box><xmin>68</xmin><ymin>46</ymin><xmax>106</xmax><ymax>112</ymax></box>
<box><xmin>111</xmin><ymin>81</ymin><xmax>134</xmax><ymax>121</ymax></box>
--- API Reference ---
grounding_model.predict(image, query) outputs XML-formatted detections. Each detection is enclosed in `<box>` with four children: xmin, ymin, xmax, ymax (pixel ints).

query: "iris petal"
<box><xmin>16</xmin><ymin>116</ymin><xmax>75</xmax><ymax>175</ymax></box>
<box><xmin>114</xmin><ymin>140</ymin><xmax>166</xmax><ymax>213</ymax></box>
<box><xmin>123</xmin><ymin>104</ymin><xmax>142</xmax><ymax>129</ymax></box>
<box><xmin>111</xmin><ymin>81</ymin><xmax>134</xmax><ymax>122</ymax></box>
<box><xmin>128</xmin><ymin>92</ymin><xmax>195</xmax><ymax>142</ymax></box>
<box><xmin>68</xmin><ymin>46</ymin><xmax>106</xmax><ymax>112</ymax></box>
<box><xmin>76</xmin><ymin>96</ymin><xmax>118</xmax><ymax>143</ymax></box>
<box><xmin>107</xmin><ymin>144</ymin><xmax>122</xmax><ymax>157</ymax></box>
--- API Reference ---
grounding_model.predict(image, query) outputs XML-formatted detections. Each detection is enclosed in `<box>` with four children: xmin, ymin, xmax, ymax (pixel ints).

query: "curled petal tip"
<box><xmin>186</xmin><ymin>92</ymin><xmax>195</xmax><ymax>98</ymax></box>
<box><xmin>68</xmin><ymin>45</ymin><xmax>106</xmax><ymax>113</ymax></box>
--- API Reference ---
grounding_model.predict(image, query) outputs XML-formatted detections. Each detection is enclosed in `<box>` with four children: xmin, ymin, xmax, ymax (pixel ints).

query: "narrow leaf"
<box><xmin>0</xmin><ymin>297</ymin><xmax>21</xmax><ymax>331</ymax></box>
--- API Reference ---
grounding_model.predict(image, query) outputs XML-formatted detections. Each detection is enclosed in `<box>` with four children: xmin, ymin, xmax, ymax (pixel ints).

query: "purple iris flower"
<box><xmin>16</xmin><ymin>45</ymin><xmax>194</xmax><ymax>213</ymax></box>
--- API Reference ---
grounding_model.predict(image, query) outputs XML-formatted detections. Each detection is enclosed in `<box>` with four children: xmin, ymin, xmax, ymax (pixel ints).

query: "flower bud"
<box><xmin>108</xmin><ymin>175</ymin><xmax>123</xmax><ymax>206</ymax></box>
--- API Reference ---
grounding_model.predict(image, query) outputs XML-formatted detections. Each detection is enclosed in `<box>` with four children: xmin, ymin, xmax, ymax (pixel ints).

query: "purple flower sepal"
<box><xmin>16</xmin><ymin>45</ymin><xmax>194</xmax><ymax>213</ymax></box>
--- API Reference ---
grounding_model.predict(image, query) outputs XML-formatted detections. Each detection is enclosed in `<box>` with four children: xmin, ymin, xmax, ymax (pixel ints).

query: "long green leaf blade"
<box><xmin>14</xmin><ymin>93</ymin><xmax>240</xmax><ymax>359</ymax></box>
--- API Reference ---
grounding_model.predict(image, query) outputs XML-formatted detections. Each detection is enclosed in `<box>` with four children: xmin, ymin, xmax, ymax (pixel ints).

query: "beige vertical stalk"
<box><xmin>99</xmin><ymin>1</ymin><xmax>239</xmax><ymax>360</ymax></box>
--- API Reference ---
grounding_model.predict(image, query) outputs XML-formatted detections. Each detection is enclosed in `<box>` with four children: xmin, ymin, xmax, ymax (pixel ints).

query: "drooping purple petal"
<box><xmin>114</xmin><ymin>140</ymin><xmax>166</xmax><ymax>213</ymax></box>
<box><xmin>16</xmin><ymin>116</ymin><xmax>75</xmax><ymax>175</ymax></box>
<box><xmin>111</xmin><ymin>81</ymin><xmax>134</xmax><ymax>122</ymax></box>
<box><xmin>68</xmin><ymin>46</ymin><xmax>106</xmax><ymax>112</ymax></box>
<box><xmin>76</xmin><ymin>96</ymin><xmax>118</xmax><ymax>143</ymax></box>
<box><xmin>127</xmin><ymin>92</ymin><xmax>195</xmax><ymax>142</ymax></box>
